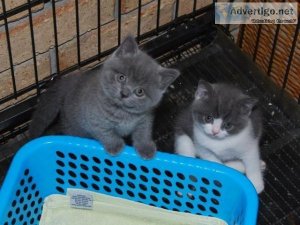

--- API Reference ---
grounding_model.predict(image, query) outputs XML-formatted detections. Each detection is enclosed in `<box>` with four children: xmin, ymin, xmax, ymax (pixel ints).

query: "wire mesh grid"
<box><xmin>0</xmin><ymin>0</ymin><xmax>210</xmax><ymax>106</ymax></box>
<box><xmin>0</xmin><ymin>0</ymin><xmax>215</xmax><ymax>144</ymax></box>
<box><xmin>238</xmin><ymin>14</ymin><xmax>300</xmax><ymax>103</ymax></box>
<box><xmin>151</xmin><ymin>30</ymin><xmax>300</xmax><ymax>224</ymax></box>
<box><xmin>0</xmin><ymin>1</ymin><xmax>300</xmax><ymax>225</ymax></box>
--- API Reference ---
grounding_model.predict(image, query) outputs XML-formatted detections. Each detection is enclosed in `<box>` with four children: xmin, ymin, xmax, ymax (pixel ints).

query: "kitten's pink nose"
<box><xmin>212</xmin><ymin>128</ymin><xmax>220</xmax><ymax>136</ymax></box>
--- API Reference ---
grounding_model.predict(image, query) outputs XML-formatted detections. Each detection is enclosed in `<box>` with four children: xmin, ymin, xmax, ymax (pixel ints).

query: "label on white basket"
<box><xmin>68</xmin><ymin>189</ymin><xmax>93</xmax><ymax>210</ymax></box>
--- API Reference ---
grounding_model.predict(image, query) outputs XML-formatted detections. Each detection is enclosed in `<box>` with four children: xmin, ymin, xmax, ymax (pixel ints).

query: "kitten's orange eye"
<box><xmin>204</xmin><ymin>115</ymin><xmax>213</xmax><ymax>123</ymax></box>
<box><xmin>134</xmin><ymin>88</ymin><xmax>145</xmax><ymax>97</ymax></box>
<box><xmin>117</xmin><ymin>74</ymin><xmax>126</xmax><ymax>82</ymax></box>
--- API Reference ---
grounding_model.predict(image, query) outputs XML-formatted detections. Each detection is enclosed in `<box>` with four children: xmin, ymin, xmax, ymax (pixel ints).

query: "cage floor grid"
<box><xmin>0</xmin><ymin>29</ymin><xmax>300</xmax><ymax>225</ymax></box>
<box><xmin>152</xmin><ymin>30</ymin><xmax>300</xmax><ymax>225</ymax></box>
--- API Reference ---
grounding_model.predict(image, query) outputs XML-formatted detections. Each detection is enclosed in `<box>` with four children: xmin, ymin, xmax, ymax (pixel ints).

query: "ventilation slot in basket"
<box><xmin>4</xmin><ymin>169</ymin><xmax>43</xmax><ymax>225</ymax></box>
<box><xmin>54</xmin><ymin>150</ymin><xmax>224</xmax><ymax>217</ymax></box>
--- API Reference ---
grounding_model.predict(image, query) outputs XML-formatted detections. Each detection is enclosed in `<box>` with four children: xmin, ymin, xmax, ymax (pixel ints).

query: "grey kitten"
<box><xmin>29</xmin><ymin>36</ymin><xmax>180</xmax><ymax>159</ymax></box>
<box><xmin>174</xmin><ymin>80</ymin><xmax>265</xmax><ymax>193</ymax></box>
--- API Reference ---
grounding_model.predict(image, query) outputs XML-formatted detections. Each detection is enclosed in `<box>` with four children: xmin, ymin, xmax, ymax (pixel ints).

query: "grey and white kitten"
<box><xmin>174</xmin><ymin>80</ymin><xmax>265</xmax><ymax>193</ymax></box>
<box><xmin>29</xmin><ymin>36</ymin><xmax>180</xmax><ymax>159</ymax></box>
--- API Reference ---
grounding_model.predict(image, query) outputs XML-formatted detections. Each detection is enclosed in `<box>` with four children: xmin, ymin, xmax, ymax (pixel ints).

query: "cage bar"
<box><xmin>193</xmin><ymin>0</ymin><xmax>197</xmax><ymax>13</ymax></box>
<box><xmin>27</xmin><ymin>0</ymin><xmax>40</xmax><ymax>95</ymax></box>
<box><xmin>51</xmin><ymin>0</ymin><xmax>60</xmax><ymax>74</ymax></box>
<box><xmin>253</xmin><ymin>0</ymin><xmax>266</xmax><ymax>61</ymax></box>
<box><xmin>212</xmin><ymin>0</ymin><xmax>217</xmax><ymax>24</ymax></box>
<box><xmin>225</xmin><ymin>0</ymin><xmax>234</xmax><ymax>32</ymax></box>
<box><xmin>118</xmin><ymin>0</ymin><xmax>121</xmax><ymax>45</ymax></box>
<box><xmin>175</xmin><ymin>0</ymin><xmax>179</xmax><ymax>19</ymax></box>
<box><xmin>0</xmin><ymin>0</ymin><xmax>47</xmax><ymax>21</ymax></box>
<box><xmin>253</xmin><ymin>25</ymin><xmax>262</xmax><ymax>61</ymax></box>
<box><xmin>238</xmin><ymin>25</ymin><xmax>245</xmax><ymax>48</ymax></box>
<box><xmin>267</xmin><ymin>24</ymin><xmax>281</xmax><ymax>77</ymax></box>
<box><xmin>97</xmin><ymin>0</ymin><xmax>101</xmax><ymax>59</ymax></box>
<box><xmin>156</xmin><ymin>0</ymin><xmax>161</xmax><ymax>33</ymax></box>
<box><xmin>267</xmin><ymin>0</ymin><xmax>286</xmax><ymax>76</ymax></box>
<box><xmin>237</xmin><ymin>0</ymin><xmax>250</xmax><ymax>48</ymax></box>
<box><xmin>1</xmin><ymin>0</ymin><xmax>17</xmax><ymax>98</ymax></box>
<box><xmin>137</xmin><ymin>0</ymin><xmax>142</xmax><ymax>43</ymax></box>
<box><xmin>75</xmin><ymin>0</ymin><xmax>81</xmax><ymax>65</ymax></box>
<box><xmin>0</xmin><ymin>83</ymin><xmax>40</xmax><ymax>106</ymax></box>
<box><xmin>281</xmin><ymin>19</ymin><xmax>300</xmax><ymax>92</ymax></box>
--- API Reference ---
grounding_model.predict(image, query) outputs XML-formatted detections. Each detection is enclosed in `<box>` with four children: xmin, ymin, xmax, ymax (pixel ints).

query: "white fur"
<box><xmin>194</xmin><ymin>122</ymin><xmax>254</xmax><ymax>160</ymax></box>
<box><xmin>225</xmin><ymin>160</ymin><xmax>246</xmax><ymax>173</ymax></box>
<box><xmin>175</xmin><ymin>121</ymin><xmax>265</xmax><ymax>193</ymax></box>
<box><xmin>175</xmin><ymin>134</ymin><xmax>196</xmax><ymax>157</ymax></box>
<box><xmin>225</xmin><ymin>159</ymin><xmax>266</xmax><ymax>173</ymax></box>
<box><xmin>203</xmin><ymin>119</ymin><xmax>228</xmax><ymax>139</ymax></box>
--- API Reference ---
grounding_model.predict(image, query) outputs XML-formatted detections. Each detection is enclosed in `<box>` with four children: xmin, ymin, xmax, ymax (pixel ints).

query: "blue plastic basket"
<box><xmin>0</xmin><ymin>136</ymin><xmax>258</xmax><ymax>225</ymax></box>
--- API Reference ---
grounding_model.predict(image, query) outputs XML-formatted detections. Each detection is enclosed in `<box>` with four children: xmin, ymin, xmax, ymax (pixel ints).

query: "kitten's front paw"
<box><xmin>135</xmin><ymin>141</ymin><xmax>157</xmax><ymax>159</ymax></box>
<box><xmin>254</xmin><ymin>181</ymin><xmax>265</xmax><ymax>194</ymax></box>
<box><xmin>225</xmin><ymin>160</ymin><xmax>245</xmax><ymax>173</ymax></box>
<box><xmin>261</xmin><ymin>160</ymin><xmax>266</xmax><ymax>172</ymax></box>
<box><xmin>104</xmin><ymin>139</ymin><xmax>125</xmax><ymax>156</ymax></box>
<box><xmin>250</xmin><ymin>175</ymin><xmax>265</xmax><ymax>194</ymax></box>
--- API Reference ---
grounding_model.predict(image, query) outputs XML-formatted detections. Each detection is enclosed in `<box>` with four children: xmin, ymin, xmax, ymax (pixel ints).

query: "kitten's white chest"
<box><xmin>193</xmin><ymin>124</ymin><xmax>255</xmax><ymax>160</ymax></box>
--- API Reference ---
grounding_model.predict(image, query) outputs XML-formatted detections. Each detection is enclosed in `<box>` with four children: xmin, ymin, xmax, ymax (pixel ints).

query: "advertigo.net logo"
<box><xmin>215</xmin><ymin>2</ymin><xmax>298</xmax><ymax>24</ymax></box>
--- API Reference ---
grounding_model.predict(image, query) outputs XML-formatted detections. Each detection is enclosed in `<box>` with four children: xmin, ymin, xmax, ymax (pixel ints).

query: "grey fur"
<box><xmin>175</xmin><ymin>80</ymin><xmax>265</xmax><ymax>193</ymax></box>
<box><xmin>175</xmin><ymin>81</ymin><xmax>262</xmax><ymax>139</ymax></box>
<box><xmin>29</xmin><ymin>36</ymin><xmax>180</xmax><ymax>159</ymax></box>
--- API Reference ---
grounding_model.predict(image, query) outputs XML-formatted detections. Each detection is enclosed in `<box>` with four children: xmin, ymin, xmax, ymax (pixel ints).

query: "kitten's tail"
<box><xmin>29</xmin><ymin>79</ymin><xmax>65</xmax><ymax>139</ymax></box>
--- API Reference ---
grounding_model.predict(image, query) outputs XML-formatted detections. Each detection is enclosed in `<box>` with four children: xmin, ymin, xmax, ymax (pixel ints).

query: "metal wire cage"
<box><xmin>0</xmin><ymin>0</ymin><xmax>300</xmax><ymax>225</ymax></box>
<box><xmin>0</xmin><ymin>0</ymin><xmax>214</xmax><ymax>143</ymax></box>
<box><xmin>238</xmin><ymin>14</ymin><xmax>300</xmax><ymax>102</ymax></box>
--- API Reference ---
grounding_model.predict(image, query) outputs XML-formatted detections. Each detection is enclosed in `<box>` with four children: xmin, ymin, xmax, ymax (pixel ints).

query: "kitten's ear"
<box><xmin>158</xmin><ymin>67</ymin><xmax>180</xmax><ymax>90</ymax></box>
<box><xmin>195</xmin><ymin>80</ymin><xmax>213</xmax><ymax>100</ymax></box>
<box><xmin>114</xmin><ymin>35</ymin><xmax>138</xmax><ymax>57</ymax></box>
<box><xmin>239</xmin><ymin>97</ymin><xmax>258</xmax><ymax>116</ymax></box>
